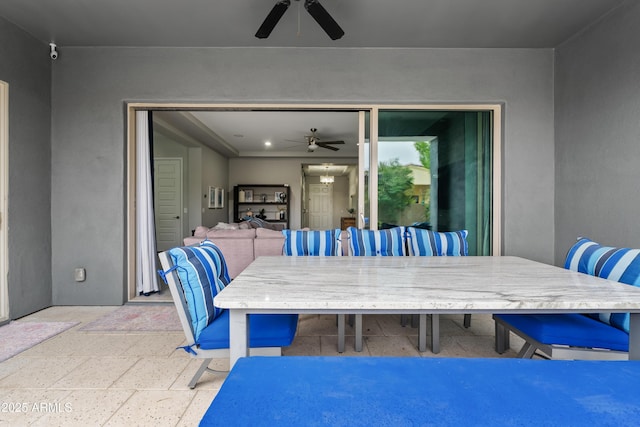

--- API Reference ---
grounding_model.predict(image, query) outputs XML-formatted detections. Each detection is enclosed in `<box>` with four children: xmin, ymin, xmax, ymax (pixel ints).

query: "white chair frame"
<box><xmin>158</xmin><ymin>251</ymin><xmax>281</xmax><ymax>389</ymax></box>
<box><xmin>493</xmin><ymin>314</ymin><xmax>628</xmax><ymax>361</ymax></box>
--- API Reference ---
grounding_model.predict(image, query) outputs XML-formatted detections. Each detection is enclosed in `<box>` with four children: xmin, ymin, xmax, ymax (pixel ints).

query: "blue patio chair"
<box><xmin>158</xmin><ymin>240</ymin><xmax>298</xmax><ymax>388</ymax></box>
<box><xmin>405</xmin><ymin>227</ymin><xmax>469</xmax><ymax>353</ymax></box>
<box><xmin>282</xmin><ymin>229</ymin><xmax>346</xmax><ymax>351</ymax></box>
<box><xmin>494</xmin><ymin>237</ymin><xmax>640</xmax><ymax>359</ymax></box>
<box><xmin>347</xmin><ymin>226</ymin><xmax>406</xmax><ymax>352</ymax></box>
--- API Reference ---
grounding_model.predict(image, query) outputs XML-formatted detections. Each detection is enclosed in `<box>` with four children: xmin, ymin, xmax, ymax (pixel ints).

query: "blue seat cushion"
<box><xmin>347</xmin><ymin>226</ymin><xmax>405</xmax><ymax>256</ymax></box>
<box><xmin>197</xmin><ymin>310</ymin><xmax>298</xmax><ymax>350</ymax></box>
<box><xmin>406</xmin><ymin>227</ymin><xmax>469</xmax><ymax>256</ymax></box>
<box><xmin>282</xmin><ymin>229</ymin><xmax>342</xmax><ymax>256</ymax></box>
<box><xmin>495</xmin><ymin>313</ymin><xmax>629</xmax><ymax>352</ymax></box>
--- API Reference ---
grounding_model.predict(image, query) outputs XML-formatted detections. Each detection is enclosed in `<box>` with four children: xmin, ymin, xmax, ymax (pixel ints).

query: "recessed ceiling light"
<box><xmin>265</xmin><ymin>141</ymin><xmax>272</xmax><ymax>146</ymax></box>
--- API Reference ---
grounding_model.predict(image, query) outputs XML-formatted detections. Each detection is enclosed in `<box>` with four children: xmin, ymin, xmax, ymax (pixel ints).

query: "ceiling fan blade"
<box><xmin>318</xmin><ymin>144</ymin><xmax>340</xmax><ymax>151</ymax></box>
<box><xmin>255</xmin><ymin>0</ymin><xmax>291</xmax><ymax>39</ymax></box>
<box><xmin>304</xmin><ymin>0</ymin><xmax>345</xmax><ymax>40</ymax></box>
<box><xmin>318</xmin><ymin>140</ymin><xmax>344</xmax><ymax>145</ymax></box>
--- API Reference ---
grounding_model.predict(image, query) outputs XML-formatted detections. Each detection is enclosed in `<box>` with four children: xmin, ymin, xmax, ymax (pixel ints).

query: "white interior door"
<box><xmin>154</xmin><ymin>158</ymin><xmax>183</xmax><ymax>251</ymax></box>
<box><xmin>308</xmin><ymin>184</ymin><xmax>333</xmax><ymax>229</ymax></box>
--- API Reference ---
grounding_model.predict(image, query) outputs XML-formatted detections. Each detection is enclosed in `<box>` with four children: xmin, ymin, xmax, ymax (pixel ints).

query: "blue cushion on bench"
<box><xmin>494</xmin><ymin>313</ymin><xmax>629</xmax><ymax>352</ymax></box>
<box><xmin>197</xmin><ymin>310</ymin><xmax>298</xmax><ymax>350</ymax></box>
<box><xmin>201</xmin><ymin>356</ymin><xmax>640</xmax><ymax>426</ymax></box>
<box><xmin>565</xmin><ymin>237</ymin><xmax>640</xmax><ymax>333</ymax></box>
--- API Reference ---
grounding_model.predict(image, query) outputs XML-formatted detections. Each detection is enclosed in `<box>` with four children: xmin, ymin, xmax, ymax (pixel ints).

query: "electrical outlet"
<box><xmin>74</xmin><ymin>268</ymin><xmax>86</xmax><ymax>282</ymax></box>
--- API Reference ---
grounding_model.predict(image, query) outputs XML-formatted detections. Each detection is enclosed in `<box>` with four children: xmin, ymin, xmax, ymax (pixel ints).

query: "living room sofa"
<box><xmin>184</xmin><ymin>226</ymin><xmax>285</xmax><ymax>279</ymax></box>
<box><xmin>183</xmin><ymin>224</ymin><xmax>354</xmax><ymax>279</ymax></box>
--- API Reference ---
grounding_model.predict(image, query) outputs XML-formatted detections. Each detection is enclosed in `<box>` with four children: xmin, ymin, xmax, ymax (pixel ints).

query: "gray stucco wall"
<box><xmin>50</xmin><ymin>46</ymin><xmax>554</xmax><ymax>305</ymax></box>
<box><xmin>0</xmin><ymin>17</ymin><xmax>52</xmax><ymax>318</ymax></box>
<box><xmin>554</xmin><ymin>1</ymin><xmax>640</xmax><ymax>265</ymax></box>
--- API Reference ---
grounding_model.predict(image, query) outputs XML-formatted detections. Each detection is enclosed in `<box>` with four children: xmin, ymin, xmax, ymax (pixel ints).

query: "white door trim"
<box><xmin>0</xmin><ymin>81</ymin><xmax>9</xmax><ymax>322</ymax></box>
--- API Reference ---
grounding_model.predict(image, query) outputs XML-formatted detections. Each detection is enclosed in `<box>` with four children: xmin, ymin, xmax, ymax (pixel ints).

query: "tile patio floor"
<box><xmin>0</xmin><ymin>306</ymin><xmax>522</xmax><ymax>426</ymax></box>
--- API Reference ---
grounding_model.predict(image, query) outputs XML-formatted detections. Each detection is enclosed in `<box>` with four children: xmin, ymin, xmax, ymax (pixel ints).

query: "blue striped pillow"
<box><xmin>406</xmin><ymin>227</ymin><xmax>469</xmax><ymax>256</ymax></box>
<box><xmin>199</xmin><ymin>240</ymin><xmax>232</xmax><ymax>288</ymax></box>
<box><xmin>565</xmin><ymin>237</ymin><xmax>640</xmax><ymax>333</ymax></box>
<box><xmin>347</xmin><ymin>226</ymin><xmax>406</xmax><ymax>256</ymax></box>
<box><xmin>282</xmin><ymin>229</ymin><xmax>342</xmax><ymax>256</ymax></box>
<box><xmin>168</xmin><ymin>242</ymin><xmax>230</xmax><ymax>340</ymax></box>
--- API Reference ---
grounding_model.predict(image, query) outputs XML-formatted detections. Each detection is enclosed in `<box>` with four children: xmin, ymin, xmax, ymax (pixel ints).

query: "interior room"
<box><xmin>2</xmin><ymin>0</ymin><xmax>640</xmax><ymax>424</ymax></box>
<box><xmin>151</xmin><ymin>109</ymin><xmax>360</xmax><ymax>239</ymax></box>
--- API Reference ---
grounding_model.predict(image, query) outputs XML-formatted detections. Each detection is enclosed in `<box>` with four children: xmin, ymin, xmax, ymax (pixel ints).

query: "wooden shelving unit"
<box><xmin>233</xmin><ymin>184</ymin><xmax>290</xmax><ymax>229</ymax></box>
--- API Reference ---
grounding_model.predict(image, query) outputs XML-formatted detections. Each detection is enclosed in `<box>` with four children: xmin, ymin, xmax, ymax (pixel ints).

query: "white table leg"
<box><xmin>630</xmin><ymin>313</ymin><xmax>640</xmax><ymax>360</ymax></box>
<box><xmin>229</xmin><ymin>309</ymin><xmax>249</xmax><ymax>368</ymax></box>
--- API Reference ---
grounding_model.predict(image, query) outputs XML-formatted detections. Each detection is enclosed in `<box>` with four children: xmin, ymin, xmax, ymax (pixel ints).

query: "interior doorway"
<box><xmin>302</xmin><ymin>163</ymin><xmax>357</xmax><ymax>229</ymax></box>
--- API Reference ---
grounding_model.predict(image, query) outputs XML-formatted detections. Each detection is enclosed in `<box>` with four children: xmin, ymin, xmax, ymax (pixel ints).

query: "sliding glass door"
<box><xmin>128</xmin><ymin>103</ymin><xmax>501</xmax><ymax>300</ymax></box>
<box><xmin>366</xmin><ymin>109</ymin><xmax>494</xmax><ymax>256</ymax></box>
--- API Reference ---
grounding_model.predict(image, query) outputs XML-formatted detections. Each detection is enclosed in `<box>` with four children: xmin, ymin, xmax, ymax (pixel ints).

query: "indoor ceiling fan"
<box><xmin>255</xmin><ymin>0</ymin><xmax>345</xmax><ymax>40</ymax></box>
<box><xmin>299</xmin><ymin>128</ymin><xmax>345</xmax><ymax>152</ymax></box>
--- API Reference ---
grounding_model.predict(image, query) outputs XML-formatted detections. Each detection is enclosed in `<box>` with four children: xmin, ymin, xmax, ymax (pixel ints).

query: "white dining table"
<box><xmin>214</xmin><ymin>256</ymin><xmax>640</xmax><ymax>368</ymax></box>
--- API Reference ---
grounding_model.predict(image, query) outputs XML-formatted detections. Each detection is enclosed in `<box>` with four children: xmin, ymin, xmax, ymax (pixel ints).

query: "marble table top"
<box><xmin>214</xmin><ymin>256</ymin><xmax>640</xmax><ymax>313</ymax></box>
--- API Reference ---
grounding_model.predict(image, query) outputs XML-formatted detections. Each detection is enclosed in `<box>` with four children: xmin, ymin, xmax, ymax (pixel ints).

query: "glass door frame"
<box><xmin>364</xmin><ymin>105</ymin><xmax>502</xmax><ymax>256</ymax></box>
<box><xmin>126</xmin><ymin>102</ymin><xmax>502</xmax><ymax>300</ymax></box>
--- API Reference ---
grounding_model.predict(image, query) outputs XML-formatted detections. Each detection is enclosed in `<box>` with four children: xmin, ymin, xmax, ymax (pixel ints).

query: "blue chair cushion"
<box><xmin>347</xmin><ymin>226</ymin><xmax>406</xmax><ymax>256</ymax></box>
<box><xmin>168</xmin><ymin>243</ymin><xmax>230</xmax><ymax>340</ymax></box>
<box><xmin>197</xmin><ymin>311</ymin><xmax>299</xmax><ymax>349</ymax></box>
<box><xmin>282</xmin><ymin>229</ymin><xmax>342</xmax><ymax>256</ymax></box>
<box><xmin>406</xmin><ymin>227</ymin><xmax>469</xmax><ymax>256</ymax></box>
<box><xmin>494</xmin><ymin>313</ymin><xmax>629</xmax><ymax>352</ymax></box>
<box><xmin>199</xmin><ymin>240</ymin><xmax>232</xmax><ymax>288</ymax></box>
<box><xmin>565</xmin><ymin>237</ymin><xmax>640</xmax><ymax>333</ymax></box>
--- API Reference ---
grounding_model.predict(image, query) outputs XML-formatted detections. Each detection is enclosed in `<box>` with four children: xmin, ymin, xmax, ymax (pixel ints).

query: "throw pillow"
<box><xmin>241</xmin><ymin>217</ymin><xmax>281</xmax><ymax>230</ymax></box>
<box><xmin>282</xmin><ymin>229</ymin><xmax>342</xmax><ymax>256</ymax></box>
<box><xmin>565</xmin><ymin>237</ymin><xmax>640</xmax><ymax>333</ymax></box>
<box><xmin>168</xmin><ymin>242</ymin><xmax>230</xmax><ymax>340</ymax></box>
<box><xmin>406</xmin><ymin>227</ymin><xmax>469</xmax><ymax>256</ymax></box>
<box><xmin>347</xmin><ymin>226</ymin><xmax>406</xmax><ymax>256</ymax></box>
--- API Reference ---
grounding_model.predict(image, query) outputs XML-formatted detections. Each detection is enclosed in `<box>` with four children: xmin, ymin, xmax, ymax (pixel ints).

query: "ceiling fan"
<box><xmin>302</xmin><ymin>128</ymin><xmax>345</xmax><ymax>152</ymax></box>
<box><xmin>255</xmin><ymin>0</ymin><xmax>345</xmax><ymax>40</ymax></box>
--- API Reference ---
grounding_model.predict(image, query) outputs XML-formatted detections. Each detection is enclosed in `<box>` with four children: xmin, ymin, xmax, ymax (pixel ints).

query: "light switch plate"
<box><xmin>74</xmin><ymin>268</ymin><xmax>86</xmax><ymax>282</ymax></box>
